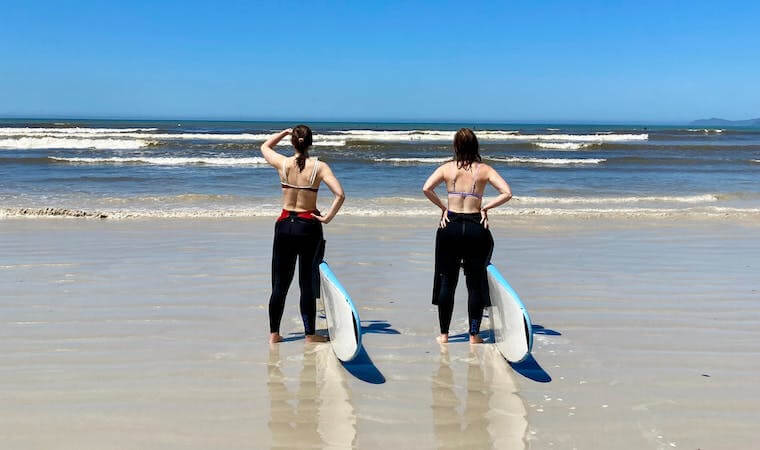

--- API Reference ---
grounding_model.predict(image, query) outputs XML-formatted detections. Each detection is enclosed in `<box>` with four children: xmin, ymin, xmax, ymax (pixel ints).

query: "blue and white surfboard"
<box><xmin>486</xmin><ymin>264</ymin><xmax>533</xmax><ymax>363</ymax></box>
<box><xmin>318</xmin><ymin>262</ymin><xmax>362</xmax><ymax>362</ymax></box>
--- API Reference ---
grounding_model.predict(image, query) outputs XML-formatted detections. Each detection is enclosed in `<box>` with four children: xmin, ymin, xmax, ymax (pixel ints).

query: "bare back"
<box><xmin>279</xmin><ymin>156</ymin><xmax>323</xmax><ymax>212</ymax></box>
<box><xmin>444</xmin><ymin>161</ymin><xmax>489</xmax><ymax>213</ymax></box>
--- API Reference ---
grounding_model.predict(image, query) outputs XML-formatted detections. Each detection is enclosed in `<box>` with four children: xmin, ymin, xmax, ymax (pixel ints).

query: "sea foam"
<box><xmin>533</xmin><ymin>142</ymin><xmax>595</xmax><ymax>150</ymax></box>
<box><xmin>0</xmin><ymin>127</ymin><xmax>648</xmax><ymax>147</ymax></box>
<box><xmin>4</xmin><ymin>204</ymin><xmax>759</xmax><ymax>220</ymax></box>
<box><xmin>0</xmin><ymin>137</ymin><xmax>152</xmax><ymax>150</ymax></box>
<box><xmin>49</xmin><ymin>156</ymin><xmax>268</xmax><ymax>166</ymax></box>
<box><xmin>486</xmin><ymin>157</ymin><xmax>606</xmax><ymax>165</ymax></box>
<box><xmin>373</xmin><ymin>157</ymin><xmax>451</xmax><ymax>163</ymax></box>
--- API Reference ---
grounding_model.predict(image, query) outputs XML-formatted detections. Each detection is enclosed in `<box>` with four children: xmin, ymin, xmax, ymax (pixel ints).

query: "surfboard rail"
<box><xmin>319</xmin><ymin>262</ymin><xmax>362</xmax><ymax>362</ymax></box>
<box><xmin>486</xmin><ymin>264</ymin><xmax>533</xmax><ymax>362</ymax></box>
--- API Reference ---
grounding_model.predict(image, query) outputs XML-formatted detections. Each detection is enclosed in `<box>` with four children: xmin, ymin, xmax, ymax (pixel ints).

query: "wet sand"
<box><xmin>1</xmin><ymin>216</ymin><xmax>759</xmax><ymax>449</ymax></box>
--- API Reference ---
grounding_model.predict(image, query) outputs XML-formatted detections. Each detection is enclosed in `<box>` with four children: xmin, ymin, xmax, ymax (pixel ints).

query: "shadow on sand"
<box><xmin>342</xmin><ymin>347</ymin><xmax>385</xmax><ymax>384</ymax></box>
<box><xmin>341</xmin><ymin>320</ymin><xmax>397</xmax><ymax>384</ymax></box>
<box><xmin>508</xmin><ymin>323</ymin><xmax>559</xmax><ymax>383</ymax></box>
<box><xmin>509</xmin><ymin>355</ymin><xmax>552</xmax><ymax>383</ymax></box>
<box><xmin>360</xmin><ymin>319</ymin><xmax>401</xmax><ymax>335</ymax></box>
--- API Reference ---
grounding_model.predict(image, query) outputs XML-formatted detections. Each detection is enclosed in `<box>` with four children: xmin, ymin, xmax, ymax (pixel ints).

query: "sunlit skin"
<box><xmin>423</xmin><ymin>159</ymin><xmax>512</xmax><ymax>344</ymax></box>
<box><xmin>260</xmin><ymin>129</ymin><xmax>345</xmax><ymax>344</ymax></box>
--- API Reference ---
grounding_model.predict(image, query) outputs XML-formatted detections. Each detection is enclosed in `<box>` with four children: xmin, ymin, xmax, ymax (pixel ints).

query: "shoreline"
<box><xmin>4</xmin><ymin>205</ymin><xmax>760</xmax><ymax>221</ymax></box>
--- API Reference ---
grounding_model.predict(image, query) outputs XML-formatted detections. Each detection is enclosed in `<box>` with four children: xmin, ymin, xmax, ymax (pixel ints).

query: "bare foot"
<box><xmin>436</xmin><ymin>334</ymin><xmax>449</xmax><ymax>344</ymax></box>
<box><xmin>305</xmin><ymin>334</ymin><xmax>329</xmax><ymax>343</ymax></box>
<box><xmin>269</xmin><ymin>333</ymin><xmax>283</xmax><ymax>344</ymax></box>
<box><xmin>469</xmin><ymin>334</ymin><xmax>484</xmax><ymax>344</ymax></box>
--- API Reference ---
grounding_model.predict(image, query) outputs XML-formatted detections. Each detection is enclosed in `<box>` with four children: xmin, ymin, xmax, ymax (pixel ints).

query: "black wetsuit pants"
<box><xmin>269</xmin><ymin>214</ymin><xmax>323</xmax><ymax>336</ymax></box>
<box><xmin>435</xmin><ymin>212</ymin><xmax>493</xmax><ymax>336</ymax></box>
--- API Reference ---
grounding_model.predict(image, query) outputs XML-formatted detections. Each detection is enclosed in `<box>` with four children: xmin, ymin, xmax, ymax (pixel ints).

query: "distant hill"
<box><xmin>690</xmin><ymin>117</ymin><xmax>760</xmax><ymax>126</ymax></box>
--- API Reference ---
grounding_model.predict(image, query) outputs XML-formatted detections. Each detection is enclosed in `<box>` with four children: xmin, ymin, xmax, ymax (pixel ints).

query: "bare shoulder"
<box><xmin>318</xmin><ymin>159</ymin><xmax>335</xmax><ymax>177</ymax></box>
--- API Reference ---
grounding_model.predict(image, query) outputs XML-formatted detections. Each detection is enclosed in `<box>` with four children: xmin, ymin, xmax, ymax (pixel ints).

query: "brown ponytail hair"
<box><xmin>453</xmin><ymin>128</ymin><xmax>481</xmax><ymax>169</ymax></box>
<box><xmin>291</xmin><ymin>125</ymin><xmax>313</xmax><ymax>172</ymax></box>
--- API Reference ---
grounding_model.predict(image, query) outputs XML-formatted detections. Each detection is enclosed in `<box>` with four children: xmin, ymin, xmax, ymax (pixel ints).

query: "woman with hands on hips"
<box><xmin>260</xmin><ymin>126</ymin><xmax>345</xmax><ymax>344</ymax></box>
<box><xmin>422</xmin><ymin>128</ymin><xmax>512</xmax><ymax>344</ymax></box>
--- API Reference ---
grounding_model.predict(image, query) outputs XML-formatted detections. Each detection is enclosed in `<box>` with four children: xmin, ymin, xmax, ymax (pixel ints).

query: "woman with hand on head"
<box><xmin>260</xmin><ymin>125</ymin><xmax>345</xmax><ymax>344</ymax></box>
<box><xmin>422</xmin><ymin>128</ymin><xmax>513</xmax><ymax>344</ymax></box>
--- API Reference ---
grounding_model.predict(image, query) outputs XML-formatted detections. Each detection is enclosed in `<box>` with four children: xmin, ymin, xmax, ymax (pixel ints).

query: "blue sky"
<box><xmin>1</xmin><ymin>1</ymin><xmax>758</xmax><ymax>123</ymax></box>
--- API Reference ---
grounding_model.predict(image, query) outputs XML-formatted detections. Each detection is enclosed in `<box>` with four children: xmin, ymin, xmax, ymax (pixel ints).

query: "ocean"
<box><xmin>1</xmin><ymin>119</ymin><xmax>758</xmax><ymax>219</ymax></box>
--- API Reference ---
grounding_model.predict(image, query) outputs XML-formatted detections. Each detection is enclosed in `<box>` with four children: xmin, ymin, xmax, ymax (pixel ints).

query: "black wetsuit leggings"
<box><xmin>268</xmin><ymin>214</ymin><xmax>323</xmax><ymax>336</ymax></box>
<box><xmin>436</xmin><ymin>212</ymin><xmax>493</xmax><ymax>336</ymax></box>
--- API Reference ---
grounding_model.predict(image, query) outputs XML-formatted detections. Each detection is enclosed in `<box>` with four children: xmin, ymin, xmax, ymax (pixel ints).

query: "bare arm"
<box><xmin>259</xmin><ymin>129</ymin><xmax>291</xmax><ymax>168</ymax></box>
<box><xmin>476</xmin><ymin>166</ymin><xmax>512</xmax><ymax>228</ymax></box>
<box><xmin>312</xmin><ymin>163</ymin><xmax>345</xmax><ymax>224</ymax></box>
<box><xmin>481</xmin><ymin>166</ymin><xmax>512</xmax><ymax>211</ymax></box>
<box><xmin>422</xmin><ymin>164</ymin><xmax>450</xmax><ymax>227</ymax></box>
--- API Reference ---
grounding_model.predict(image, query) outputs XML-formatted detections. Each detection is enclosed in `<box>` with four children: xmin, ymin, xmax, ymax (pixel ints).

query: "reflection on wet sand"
<box><xmin>432</xmin><ymin>345</ymin><xmax>527</xmax><ymax>449</ymax></box>
<box><xmin>267</xmin><ymin>344</ymin><xmax>356</xmax><ymax>448</ymax></box>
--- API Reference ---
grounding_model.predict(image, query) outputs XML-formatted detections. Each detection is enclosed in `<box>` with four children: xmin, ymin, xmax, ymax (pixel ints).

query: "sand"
<box><xmin>1</xmin><ymin>216</ymin><xmax>759</xmax><ymax>449</ymax></box>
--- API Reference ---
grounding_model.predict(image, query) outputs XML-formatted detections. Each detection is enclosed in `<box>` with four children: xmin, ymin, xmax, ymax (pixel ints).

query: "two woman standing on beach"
<box><xmin>260</xmin><ymin>126</ymin><xmax>511</xmax><ymax>344</ymax></box>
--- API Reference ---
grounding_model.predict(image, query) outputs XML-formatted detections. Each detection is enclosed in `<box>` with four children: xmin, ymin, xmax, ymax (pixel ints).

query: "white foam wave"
<box><xmin>0</xmin><ymin>129</ymin><xmax>348</xmax><ymax>146</ymax></box>
<box><xmin>517</xmin><ymin>133</ymin><xmax>647</xmax><ymax>142</ymax></box>
<box><xmin>487</xmin><ymin>157</ymin><xmax>606</xmax><ymax>165</ymax></box>
<box><xmin>514</xmin><ymin>194</ymin><xmax>719</xmax><ymax>205</ymax></box>
<box><xmin>4</xmin><ymin>205</ymin><xmax>760</xmax><ymax>220</ymax></box>
<box><xmin>49</xmin><ymin>156</ymin><xmax>268</xmax><ymax>166</ymax></box>
<box><xmin>0</xmin><ymin>137</ymin><xmax>151</xmax><ymax>150</ymax></box>
<box><xmin>0</xmin><ymin>127</ymin><xmax>648</xmax><ymax>145</ymax></box>
<box><xmin>336</xmin><ymin>130</ymin><xmax>516</xmax><ymax>142</ymax></box>
<box><xmin>373</xmin><ymin>157</ymin><xmax>451</xmax><ymax>163</ymax></box>
<box><xmin>533</xmin><ymin>142</ymin><xmax>594</xmax><ymax>150</ymax></box>
<box><xmin>312</xmin><ymin>139</ymin><xmax>346</xmax><ymax>146</ymax></box>
<box><xmin>335</xmin><ymin>130</ymin><xmax>647</xmax><ymax>143</ymax></box>
<box><xmin>0</xmin><ymin>127</ymin><xmax>157</xmax><ymax>135</ymax></box>
<box><xmin>752</xmin><ymin>159</ymin><xmax>760</xmax><ymax>163</ymax></box>
<box><xmin>687</xmin><ymin>129</ymin><xmax>724</xmax><ymax>133</ymax></box>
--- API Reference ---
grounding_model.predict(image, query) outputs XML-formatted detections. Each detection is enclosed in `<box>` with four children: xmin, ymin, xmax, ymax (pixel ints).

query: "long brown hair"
<box><xmin>291</xmin><ymin>124</ymin><xmax>313</xmax><ymax>171</ymax></box>
<box><xmin>453</xmin><ymin>128</ymin><xmax>481</xmax><ymax>169</ymax></box>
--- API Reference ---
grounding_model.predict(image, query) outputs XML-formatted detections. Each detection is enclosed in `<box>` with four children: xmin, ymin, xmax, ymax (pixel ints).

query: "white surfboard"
<box><xmin>319</xmin><ymin>262</ymin><xmax>362</xmax><ymax>362</ymax></box>
<box><xmin>486</xmin><ymin>264</ymin><xmax>533</xmax><ymax>363</ymax></box>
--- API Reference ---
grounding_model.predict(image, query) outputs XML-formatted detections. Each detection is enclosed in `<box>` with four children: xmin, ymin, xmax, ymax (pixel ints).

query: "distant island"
<box><xmin>690</xmin><ymin>117</ymin><xmax>760</xmax><ymax>126</ymax></box>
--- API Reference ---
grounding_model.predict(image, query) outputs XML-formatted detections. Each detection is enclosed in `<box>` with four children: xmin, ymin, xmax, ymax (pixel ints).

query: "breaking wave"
<box><xmin>0</xmin><ymin>127</ymin><xmax>648</xmax><ymax>149</ymax></box>
<box><xmin>533</xmin><ymin>142</ymin><xmax>596</xmax><ymax>150</ymax></box>
<box><xmin>486</xmin><ymin>157</ymin><xmax>606</xmax><ymax>165</ymax></box>
<box><xmin>373</xmin><ymin>156</ymin><xmax>606</xmax><ymax>165</ymax></box>
<box><xmin>0</xmin><ymin>127</ymin><xmax>157</xmax><ymax>135</ymax></box>
<box><xmin>0</xmin><ymin>137</ymin><xmax>152</xmax><ymax>150</ymax></box>
<box><xmin>373</xmin><ymin>157</ymin><xmax>450</xmax><ymax>163</ymax></box>
<box><xmin>513</xmin><ymin>194</ymin><xmax>720</xmax><ymax>205</ymax></box>
<box><xmin>3</xmin><ymin>204</ymin><xmax>759</xmax><ymax>220</ymax></box>
<box><xmin>49</xmin><ymin>156</ymin><xmax>268</xmax><ymax>166</ymax></box>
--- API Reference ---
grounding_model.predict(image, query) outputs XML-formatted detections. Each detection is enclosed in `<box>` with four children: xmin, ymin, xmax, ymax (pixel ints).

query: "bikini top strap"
<box><xmin>450</xmin><ymin>161</ymin><xmax>458</xmax><ymax>191</ymax></box>
<box><xmin>279</xmin><ymin>158</ymin><xmax>289</xmax><ymax>183</ymax></box>
<box><xmin>471</xmin><ymin>162</ymin><xmax>481</xmax><ymax>193</ymax></box>
<box><xmin>308</xmin><ymin>157</ymin><xmax>320</xmax><ymax>186</ymax></box>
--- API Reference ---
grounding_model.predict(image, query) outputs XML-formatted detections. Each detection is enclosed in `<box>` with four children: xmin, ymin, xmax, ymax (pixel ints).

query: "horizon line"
<box><xmin>0</xmin><ymin>114</ymin><xmax>711</xmax><ymax>127</ymax></box>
